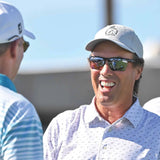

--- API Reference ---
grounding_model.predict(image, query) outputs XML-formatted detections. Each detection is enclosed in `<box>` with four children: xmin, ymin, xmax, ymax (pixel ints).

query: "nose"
<box><xmin>100</xmin><ymin>63</ymin><xmax>112</xmax><ymax>76</ymax></box>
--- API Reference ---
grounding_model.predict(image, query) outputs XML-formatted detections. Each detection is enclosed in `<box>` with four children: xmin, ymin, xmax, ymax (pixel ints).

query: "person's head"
<box><xmin>0</xmin><ymin>1</ymin><xmax>35</xmax><ymax>80</ymax></box>
<box><xmin>86</xmin><ymin>24</ymin><xmax>144</xmax><ymax>107</ymax></box>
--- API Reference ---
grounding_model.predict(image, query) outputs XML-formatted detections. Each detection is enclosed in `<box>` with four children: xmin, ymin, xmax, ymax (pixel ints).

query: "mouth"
<box><xmin>100</xmin><ymin>81</ymin><xmax>115</xmax><ymax>89</ymax></box>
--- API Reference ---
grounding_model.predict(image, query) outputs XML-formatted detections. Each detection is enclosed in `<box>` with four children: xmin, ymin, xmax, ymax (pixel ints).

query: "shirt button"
<box><xmin>102</xmin><ymin>144</ymin><xmax>107</xmax><ymax>149</ymax></box>
<box><xmin>108</xmin><ymin>127</ymin><xmax>112</xmax><ymax>132</ymax></box>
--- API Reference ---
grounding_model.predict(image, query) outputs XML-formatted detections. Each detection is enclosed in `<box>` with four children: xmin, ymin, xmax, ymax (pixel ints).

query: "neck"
<box><xmin>0</xmin><ymin>52</ymin><xmax>15</xmax><ymax>81</ymax></box>
<box><xmin>95</xmin><ymin>98</ymin><xmax>134</xmax><ymax>124</ymax></box>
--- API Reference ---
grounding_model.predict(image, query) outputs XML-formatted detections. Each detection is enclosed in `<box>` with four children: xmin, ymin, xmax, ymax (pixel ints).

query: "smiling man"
<box><xmin>88</xmin><ymin>40</ymin><xmax>143</xmax><ymax>124</ymax></box>
<box><xmin>44</xmin><ymin>24</ymin><xmax>160</xmax><ymax>160</ymax></box>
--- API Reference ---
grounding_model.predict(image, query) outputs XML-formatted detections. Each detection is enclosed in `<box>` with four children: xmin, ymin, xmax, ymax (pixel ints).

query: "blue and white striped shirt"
<box><xmin>0</xmin><ymin>74</ymin><xmax>43</xmax><ymax>160</ymax></box>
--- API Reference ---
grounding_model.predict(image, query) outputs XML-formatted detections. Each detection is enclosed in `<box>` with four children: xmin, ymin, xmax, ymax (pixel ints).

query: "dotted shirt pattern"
<box><xmin>43</xmin><ymin>98</ymin><xmax>160</xmax><ymax>160</ymax></box>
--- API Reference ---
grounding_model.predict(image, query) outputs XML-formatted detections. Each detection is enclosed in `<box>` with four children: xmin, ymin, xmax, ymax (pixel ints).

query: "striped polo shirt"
<box><xmin>0</xmin><ymin>74</ymin><xmax>43</xmax><ymax>160</ymax></box>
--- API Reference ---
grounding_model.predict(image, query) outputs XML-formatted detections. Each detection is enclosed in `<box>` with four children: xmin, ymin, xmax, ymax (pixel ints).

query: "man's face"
<box><xmin>89</xmin><ymin>41</ymin><xmax>142</xmax><ymax>109</ymax></box>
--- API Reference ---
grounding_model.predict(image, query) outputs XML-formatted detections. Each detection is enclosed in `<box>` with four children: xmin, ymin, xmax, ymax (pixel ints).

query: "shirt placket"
<box><xmin>96</xmin><ymin>120</ymin><xmax>123</xmax><ymax>160</ymax></box>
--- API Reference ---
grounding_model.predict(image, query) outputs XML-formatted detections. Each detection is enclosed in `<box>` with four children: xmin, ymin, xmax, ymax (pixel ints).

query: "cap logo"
<box><xmin>18</xmin><ymin>23</ymin><xmax>22</xmax><ymax>34</ymax></box>
<box><xmin>105</xmin><ymin>26</ymin><xmax>118</xmax><ymax>36</ymax></box>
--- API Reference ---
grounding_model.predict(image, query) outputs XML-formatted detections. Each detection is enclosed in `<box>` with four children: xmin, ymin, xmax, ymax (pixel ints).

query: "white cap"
<box><xmin>143</xmin><ymin>97</ymin><xmax>160</xmax><ymax>116</ymax></box>
<box><xmin>86</xmin><ymin>24</ymin><xmax>143</xmax><ymax>58</ymax></box>
<box><xmin>0</xmin><ymin>1</ymin><xmax>35</xmax><ymax>44</ymax></box>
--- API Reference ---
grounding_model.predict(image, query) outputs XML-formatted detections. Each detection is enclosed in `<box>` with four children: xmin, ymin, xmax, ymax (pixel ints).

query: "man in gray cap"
<box><xmin>0</xmin><ymin>1</ymin><xmax>43</xmax><ymax>159</ymax></box>
<box><xmin>44</xmin><ymin>24</ymin><xmax>160</xmax><ymax>159</ymax></box>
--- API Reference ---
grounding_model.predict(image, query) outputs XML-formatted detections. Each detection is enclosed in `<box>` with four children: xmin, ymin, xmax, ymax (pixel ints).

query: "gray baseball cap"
<box><xmin>85</xmin><ymin>24</ymin><xmax>143</xmax><ymax>58</ymax></box>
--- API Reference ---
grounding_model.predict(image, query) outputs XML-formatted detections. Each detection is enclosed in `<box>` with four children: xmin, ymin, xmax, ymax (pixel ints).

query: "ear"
<box><xmin>10</xmin><ymin>40</ymin><xmax>19</xmax><ymax>58</ymax></box>
<box><xmin>135</xmin><ymin>66</ymin><xmax>143</xmax><ymax>80</ymax></box>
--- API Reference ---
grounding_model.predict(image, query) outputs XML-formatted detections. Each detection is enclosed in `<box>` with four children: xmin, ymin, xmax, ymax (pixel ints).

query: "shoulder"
<box><xmin>0</xmin><ymin>85</ymin><xmax>30</xmax><ymax>103</ymax></box>
<box><xmin>44</xmin><ymin>104</ymin><xmax>88</xmax><ymax>136</ymax></box>
<box><xmin>0</xmin><ymin>85</ymin><xmax>40</xmax><ymax>122</ymax></box>
<box><xmin>50</xmin><ymin>104</ymin><xmax>87</xmax><ymax>127</ymax></box>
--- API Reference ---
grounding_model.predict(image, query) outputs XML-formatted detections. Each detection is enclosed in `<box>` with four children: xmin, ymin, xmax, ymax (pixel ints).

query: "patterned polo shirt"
<box><xmin>44</xmin><ymin>97</ymin><xmax>160</xmax><ymax>160</ymax></box>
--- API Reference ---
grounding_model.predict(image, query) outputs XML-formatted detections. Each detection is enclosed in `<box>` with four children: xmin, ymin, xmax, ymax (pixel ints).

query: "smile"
<box><xmin>100</xmin><ymin>81</ymin><xmax>115</xmax><ymax>88</ymax></box>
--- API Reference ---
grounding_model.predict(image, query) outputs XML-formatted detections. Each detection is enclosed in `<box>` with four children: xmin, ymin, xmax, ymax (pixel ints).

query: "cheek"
<box><xmin>90</xmin><ymin>70</ymin><xmax>99</xmax><ymax>92</ymax></box>
<box><xmin>120</xmin><ymin>70</ymin><xmax>137</xmax><ymax>89</ymax></box>
<box><xmin>18</xmin><ymin>54</ymin><xmax>23</xmax><ymax>63</ymax></box>
<box><xmin>17</xmin><ymin>52</ymin><xmax>24</xmax><ymax>67</ymax></box>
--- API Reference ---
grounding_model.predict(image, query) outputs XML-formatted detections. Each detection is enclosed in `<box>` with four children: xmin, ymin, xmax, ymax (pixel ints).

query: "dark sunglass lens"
<box><xmin>89</xmin><ymin>57</ymin><xmax>105</xmax><ymax>70</ymax></box>
<box><xmin>23</xmin><ymin>41</ymin><xmax>30</xmax><ymax>52</ymax></box>
<box><xmin>109</xmin><ymin>59</ymin><xmax>127</xmax><ymax>71</ymax></box>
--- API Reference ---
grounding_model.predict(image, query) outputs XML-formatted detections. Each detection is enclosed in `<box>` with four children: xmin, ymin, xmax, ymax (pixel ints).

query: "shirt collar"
<box><xmin>85</xmin><ymin>97</ymin><xmax>101</xmax><ymax>124</ymax></box>
<box><xmin>85</xmin><ymin>97</ymin><xmax>143</xmax><ymax>128</ymax></box>
<box><xmin>123</xmin><ymin>98</ymin><xmax>143</xmax><ymax>128</ymax></box>
<box><xmin>0</xmin><ymin>74</ymin><xmax>17</xmax><ymax>92</ymax></box>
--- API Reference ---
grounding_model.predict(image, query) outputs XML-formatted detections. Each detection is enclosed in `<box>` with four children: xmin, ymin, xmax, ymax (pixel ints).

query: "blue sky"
<box><xmin>3</xmin><ymin>0</ymin><xmax>160</xmax><ymax>72</ymax></box>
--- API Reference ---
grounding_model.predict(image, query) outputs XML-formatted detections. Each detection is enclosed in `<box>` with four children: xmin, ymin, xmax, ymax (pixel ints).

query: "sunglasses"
<box><xmin>23</xmin><ymin>39</ymin><xmax>30</xmax><ymax>52</ymax></box>
<box><xmin>88</xmin><ymin>56</ymin><xmax>136</xmax><ymax>71</ymax></box>
<box><xmin>8</xmin><ymin>35</ymin><xmax>30</xmax><ymax>53</ymax></box>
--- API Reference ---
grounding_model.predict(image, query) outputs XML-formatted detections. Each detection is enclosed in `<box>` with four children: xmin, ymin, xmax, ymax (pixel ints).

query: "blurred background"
<box><xmin>4</xmin><ymin>0</ymin><xmax>160</xmax><ymax>131</ymax></box>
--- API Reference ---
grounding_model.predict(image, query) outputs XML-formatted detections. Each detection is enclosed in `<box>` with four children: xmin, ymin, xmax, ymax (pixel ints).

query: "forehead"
<box><xmin>92</xmin><ymin>41</ymin><xmax>134</xmax><ymax>58</ymax></box>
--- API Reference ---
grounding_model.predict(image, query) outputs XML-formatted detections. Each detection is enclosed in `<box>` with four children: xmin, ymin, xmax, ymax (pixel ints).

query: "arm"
<box><xmin>1</xmin><ymin>101</ymin><xmax>43</xmax><ymax>160</ymax></box>
<box><xmin>43</xmin><ymin>120</ymin><xmax>59</xmax><ymax>160</ymax></box>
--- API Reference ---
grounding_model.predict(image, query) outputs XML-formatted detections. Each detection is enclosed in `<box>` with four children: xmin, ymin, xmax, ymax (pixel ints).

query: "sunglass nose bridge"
<box><xmin>100</xmin><ymin>61</ymin><xmax>114</xmax><ymax>73</ymax></box>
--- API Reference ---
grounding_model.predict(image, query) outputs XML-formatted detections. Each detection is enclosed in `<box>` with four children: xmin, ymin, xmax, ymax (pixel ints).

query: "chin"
<box><xmin>97</xmin><ymin>95</ymin><xmax>111</xmax><ymax>106</ymax></box>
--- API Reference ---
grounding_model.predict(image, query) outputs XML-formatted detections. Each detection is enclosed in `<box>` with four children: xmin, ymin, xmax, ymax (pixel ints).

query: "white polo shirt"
<box><xmin>44</xmin><ymin>97</ymin><xmax>160</xmax><ymax>160</ymax></box>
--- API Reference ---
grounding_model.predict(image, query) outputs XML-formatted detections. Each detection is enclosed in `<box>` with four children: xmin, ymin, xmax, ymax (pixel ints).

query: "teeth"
<box><xmin>101</xmin><ymin>81</ymin><xmax>115</xmax><ymax>87</ymax></box>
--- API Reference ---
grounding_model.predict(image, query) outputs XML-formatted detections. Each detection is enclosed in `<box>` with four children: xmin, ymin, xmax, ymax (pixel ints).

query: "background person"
<box><xmin>0</xmin><ymin>1</ymin><xmax>43</xmax><ymax>159</ymax></box>
<box><xmin>43</xmin><ymin>24</ymin><xmax>160</xmax><ymax>159</ymax></box>
<box><xmin>143</xmin><ymin>97</ymin><xmax>160</xmax><ymax>116</ymax></box>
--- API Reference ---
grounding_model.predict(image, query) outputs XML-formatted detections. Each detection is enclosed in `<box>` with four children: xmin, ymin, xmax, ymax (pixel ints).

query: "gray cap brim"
<box><xmin>85</xmin><ymin>38</ymin><xmax>135</xmax><ymax>54</ymax></box>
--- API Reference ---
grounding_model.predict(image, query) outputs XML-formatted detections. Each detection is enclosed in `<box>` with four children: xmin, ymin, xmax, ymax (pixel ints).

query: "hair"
<box><xmin>132</xmin><ymin>54</ymin><xmax>144</xmax><ymax>97</ymax></box>
<box><xmin>0</xmin><ymin>42</ymin><xmax>12</xmax><ymax>56</ymax></box>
